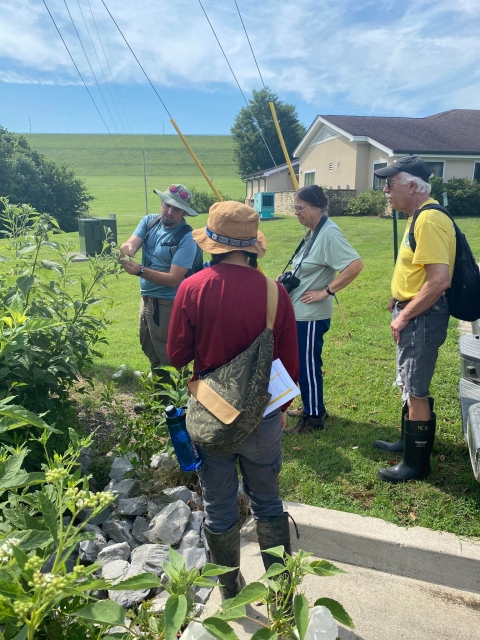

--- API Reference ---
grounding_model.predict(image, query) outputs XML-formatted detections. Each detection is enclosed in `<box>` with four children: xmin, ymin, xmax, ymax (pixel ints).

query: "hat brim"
<box><xmin>153</xmin><ymin>189</ymin><xmax>198</xmax><ymax>216</ymax></box>
<box><xmin>192</xmin><ymin>227</ymin><xmax>266</xmax><ymax>258</ymax></box>
<box><xmin>373</xmin><ymin>165</ymin><xmax>400</xmax><ymax>178</ymax></box>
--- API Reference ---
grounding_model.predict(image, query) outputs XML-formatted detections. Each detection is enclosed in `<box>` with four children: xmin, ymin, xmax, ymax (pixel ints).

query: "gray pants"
<box><xmin>197</xmin><ymin>410</ymin><xmax>284</xmax><ymax>533</ymax></box>
<box><xmin>395</xmin><ymin>295</ymin><xmax>449</xmax><ymax>401</ymax></box>
<box><xmin>139</xmin><ymin>296</ymin><xmax>173</xmax><ymax>369</ymax></box>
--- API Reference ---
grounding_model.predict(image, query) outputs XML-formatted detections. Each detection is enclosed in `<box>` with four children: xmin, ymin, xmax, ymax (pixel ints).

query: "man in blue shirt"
<box><xmin>120</xmin><ymin>185</ymin><xmax>198</xmax><ymax>377</ymax></box>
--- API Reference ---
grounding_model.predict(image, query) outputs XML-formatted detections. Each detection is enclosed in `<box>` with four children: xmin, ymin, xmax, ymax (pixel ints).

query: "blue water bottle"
<box><xmin>165</xmin><ymin>405</ymin><xmax>201</xmax><ymax>472</ymax></box>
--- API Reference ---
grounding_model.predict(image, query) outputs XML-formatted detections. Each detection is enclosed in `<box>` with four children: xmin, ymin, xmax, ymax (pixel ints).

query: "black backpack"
<box><xmin>409</xmin><ymin>203</ymin><xmax>480</xmax><ymax>322</ymax></box>
<box><xmin>144</xmin><ymin>215</ymin><xmax>204</xmax><ymax>278</ymax></box>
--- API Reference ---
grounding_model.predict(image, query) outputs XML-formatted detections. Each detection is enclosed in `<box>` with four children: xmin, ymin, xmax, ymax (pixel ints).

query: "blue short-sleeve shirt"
<box><xmin>133</xmin><ymin>215</ymin><xmax>197</xmax><ymax>300</ymax></box>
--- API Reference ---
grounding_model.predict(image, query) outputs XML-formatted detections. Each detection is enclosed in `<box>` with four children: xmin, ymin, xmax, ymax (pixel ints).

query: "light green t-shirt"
<box><xmin>290</xmin><ymin>218</ymin><xmax>361</xmax><ymax>321</ymax></box>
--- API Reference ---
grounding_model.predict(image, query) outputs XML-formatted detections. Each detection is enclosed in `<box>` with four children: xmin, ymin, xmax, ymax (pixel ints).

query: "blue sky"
<box><xmin>1</xmin><ymin>0</ymin><xmax>479</xmax><ymax>135</ymax></box>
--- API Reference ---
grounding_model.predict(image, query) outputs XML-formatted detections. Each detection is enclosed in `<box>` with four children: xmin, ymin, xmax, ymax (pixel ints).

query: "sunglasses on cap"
<box><xmin>168</xmin><ymin>185</ymin><xmax>189</xmax><ymax>200</ymax></box>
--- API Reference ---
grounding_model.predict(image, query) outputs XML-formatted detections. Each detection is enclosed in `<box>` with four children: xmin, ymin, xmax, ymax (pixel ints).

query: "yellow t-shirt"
<box><xmin>391</xmin><ymin>198</ymin><xmax>456</xmax><ymax>301</ymax></box>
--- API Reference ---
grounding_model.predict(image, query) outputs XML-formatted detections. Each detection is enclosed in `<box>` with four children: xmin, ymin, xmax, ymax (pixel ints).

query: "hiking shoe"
<box><xmin>286</xmin><ymin>407</ymin><xmax>304</xmax><ymax>417</ymax></box>
<box><xmin>284</xmin><ymin>412</ymin><xmax>328</xmax><ymax>435</ymax></box>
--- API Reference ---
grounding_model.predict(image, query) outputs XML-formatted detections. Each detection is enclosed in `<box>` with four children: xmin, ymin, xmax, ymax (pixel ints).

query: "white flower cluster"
<box><xmin>0</xmin><ymin>538</ymin><xmax>21</xmax><ymax>563</ymax></box>
<box><xmin>45</xmin><ymin>467</ymin><xmax>69</xmax><ymax>483</ymax></box>
<box><xmin>65</xmin><ymin>487</ymin><xmax>114</xmax><ymax>511</ymax></box>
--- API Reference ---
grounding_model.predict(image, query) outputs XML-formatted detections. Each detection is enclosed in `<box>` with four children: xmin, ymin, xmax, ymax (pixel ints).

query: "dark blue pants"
<box><xmin>297</xmin><ymin>319</ymin><xmax>331</xmax><ymax>417</ymax></box>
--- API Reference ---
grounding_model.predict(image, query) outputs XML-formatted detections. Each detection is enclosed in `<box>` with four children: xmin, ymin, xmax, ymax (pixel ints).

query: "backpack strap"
<box><xmin>266</xmin><ymin>278</ymin><xmax>279</xmax><ymax>330</ymax></box>
<box><xmin>161</xmin><ymin>224</ymin><xmax>193</xmax><ymax>248</ymax></box>
<box><xmin>143</xmin><ymin>214</ymin><xmax>162</xmax><ymax>244</ymax></box>
<box><xmin>409</xmin><ymin>203</ymin><xmax>454</xmax><ymax>253</ymax></box>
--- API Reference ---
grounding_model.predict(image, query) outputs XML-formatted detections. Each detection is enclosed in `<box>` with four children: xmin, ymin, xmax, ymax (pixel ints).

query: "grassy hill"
<box><xmin>24</xmin><ymin>133</ymin><xmax>245</xmax><ymax>229</ymax></box>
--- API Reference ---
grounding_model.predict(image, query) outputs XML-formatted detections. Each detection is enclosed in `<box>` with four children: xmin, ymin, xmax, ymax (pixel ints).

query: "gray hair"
<box><xmin>398</xmin><ymin>172</ymin><xmax>432</xmax><ymax>195</ymax></box>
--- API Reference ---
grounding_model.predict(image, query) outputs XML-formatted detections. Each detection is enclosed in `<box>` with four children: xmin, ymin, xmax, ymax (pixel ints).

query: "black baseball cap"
<box><xmin>373</xmin><ymin>155</ymin><xmax>432</xmax><ymax>182</ymax></box>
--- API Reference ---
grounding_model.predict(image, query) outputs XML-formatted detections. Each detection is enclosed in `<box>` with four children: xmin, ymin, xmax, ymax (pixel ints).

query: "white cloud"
<box><xmin>1</xmin><ymin>0</ymin><xmax>480</xmax><ymax>117</ymax></box>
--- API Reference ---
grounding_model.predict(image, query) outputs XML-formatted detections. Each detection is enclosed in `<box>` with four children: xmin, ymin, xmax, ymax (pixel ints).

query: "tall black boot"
<box><xmin>255</xmin><ymin>513</ymin><xmax>292</xmax><ymax>571</ymax></box>
<box><xmin>203</xmin><ymin>523</ymin><xmax>245</xmax><ymax>601</ymax></box>
<box><xmin>377</xmin><ymin>413</ymin><xmax>436</xmax><ymax>483</ymax></box>
<box><xmin>374</xmin><ymin>397</ymin><xmax>434</xmax><ymax>453</ymax></box>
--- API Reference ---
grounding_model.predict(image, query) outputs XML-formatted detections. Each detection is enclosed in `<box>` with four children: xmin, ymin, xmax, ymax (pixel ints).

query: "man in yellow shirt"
<box><xmin>373</xmin><ymin>156</ymin><xmax>456</xmax><ymax>483</ymax></box>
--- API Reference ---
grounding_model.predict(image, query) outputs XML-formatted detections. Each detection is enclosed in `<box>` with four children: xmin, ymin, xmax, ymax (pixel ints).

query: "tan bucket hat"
<box><xmin>193</xmin><ymin>201</ymin><xmax>266</xmax><ymax>257</ymax></box>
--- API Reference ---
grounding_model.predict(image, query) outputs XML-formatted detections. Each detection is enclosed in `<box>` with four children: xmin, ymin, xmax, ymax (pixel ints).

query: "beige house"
<box><xmin>294</xmin><ymin>109</ymin><xmax>480</xmax><ymax>192</ymax></box>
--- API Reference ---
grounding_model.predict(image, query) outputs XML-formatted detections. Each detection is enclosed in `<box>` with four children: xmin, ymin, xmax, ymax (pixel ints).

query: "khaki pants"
<box><xmin>139</xmin><ymin>297</ymin><xmax>173</xmax><ymax>370</ymax></box>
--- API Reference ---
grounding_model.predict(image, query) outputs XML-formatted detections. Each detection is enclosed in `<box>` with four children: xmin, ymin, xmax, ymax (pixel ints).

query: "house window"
<box><xmin>425</xmin><ymin>162</ymin><xmax>444</xmax><ymax>178</ymax></box>
<box><xmin>304</xmin><ymin>171</ymin><xmax>315</xmax><ymax>186</ymax></box>
<box><xmin>338</xmin><ymin>162</ymin><xmax>341</xmax><ymax>168</ymax></box>
<box><xmin>373</xmin><ymin>162</ymin><xmax>387</xmax><ymax>190</ymax></box>
<box><xmin>474</xmin><ymin>163</ymin><xmax>480</xmax><ymax>183</ymax></box>
<box><xmin>328</xmin><ymin>163</ymin><xmax>333</xmax><ymax>171</ymax></box>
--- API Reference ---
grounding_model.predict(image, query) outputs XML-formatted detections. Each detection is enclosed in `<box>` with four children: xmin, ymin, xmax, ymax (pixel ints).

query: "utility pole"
<box><xmin>29</xmin><ymin>117</ymin><xmax>32</xmax><ymax>134</ymax></box>
<box><xmin>142</xmin><ymin>150</ymin><xmax>148</xmax><ymax>216</ymax></box>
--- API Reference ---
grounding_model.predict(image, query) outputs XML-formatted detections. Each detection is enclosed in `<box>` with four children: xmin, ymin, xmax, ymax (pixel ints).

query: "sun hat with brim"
<box><xmin>153</xmin><ymin>184</ymin><xmax>198</xmax><ymax>216</ymax></box>
<box><xmin>373</xmin><ymin>156</ymin><xmax>432</xmax><ymax>182</ymax></box>
<box><xmin>193</xmin><ymin>201</ymin><xmax>266</xmax><ymax>257</ymax></box>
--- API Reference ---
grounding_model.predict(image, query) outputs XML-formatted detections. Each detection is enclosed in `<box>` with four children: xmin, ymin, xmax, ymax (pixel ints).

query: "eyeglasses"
<box><xmin>385</xmin><ymin>179</ymin><xmax>403</xmax><ymax>189</ymax></box>
<box><xmin>293</xmin><ymin>204</ymin><xmax>306</xmax><ymax>212</ymax></box>
<box><xmin>168</xmin><ymin>185</ymin><xmax>189</xmax><ymax>200</ymax></box>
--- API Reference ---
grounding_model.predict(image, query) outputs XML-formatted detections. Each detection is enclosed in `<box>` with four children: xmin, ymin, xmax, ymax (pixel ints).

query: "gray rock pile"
<box><xmin>78</xmin><ymin>452</ymin><xmax>211</xmax><ymax>612</ymax></box>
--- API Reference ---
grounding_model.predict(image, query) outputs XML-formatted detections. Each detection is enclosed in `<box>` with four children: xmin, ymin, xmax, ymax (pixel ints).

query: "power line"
<box><xmin>87</xmin><ymin>0</ymin><xmax>132</xmax><ymax>134</ymax></box>
<box><xmin>99</xmin><ymin>0</ymin><xmax>172</xmax><ymax>119</ymax></box>
<box><xmin>197</xmin><ymin>0</ymin><xmax>292</xmax><ymax>198</ymax></box>
<box><xmin>233</xmin><ymin>0</ymin><xmax>266</xmax><ymax>91</ymax></box>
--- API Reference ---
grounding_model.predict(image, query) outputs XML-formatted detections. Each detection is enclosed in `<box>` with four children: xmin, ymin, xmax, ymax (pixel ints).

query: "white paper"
<box><xmin>263</xmin><ymin>358</ymin><xmax>300</xmax><ymax>416</ymax></box>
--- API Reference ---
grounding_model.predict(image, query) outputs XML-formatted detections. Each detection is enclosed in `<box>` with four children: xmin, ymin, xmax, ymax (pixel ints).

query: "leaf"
<box><xmin>313</xmin><ymin>598</ymin><xmax>355</xmax><ymax>629</ymax></box>
<box><xmin>22</xmin><ymin>317</ymin><xmax>62</xmax><ymax>333</ymax></box>
<box><xmin>11</xmin><ymin>626</ymin><xmax>28</xmax><ymax>640</ymax></box>
<box><xmin>0</xmin><ymin>579</ymin><xmax>23</xmax><ymax>598</ymax></box>
<box><xmin>1</xmin><ymin>472</ymin><xmax>45</xmax><ymax>491</ymax></box>
<box><xmin>0</xmin><ymin>405</ymin><xmax>56</xmax><ymax>431</ymax></box>
<box><xmin>260</xmin><ymin>545</ymin><xmax>285</xmax><ymax>559</ymax></box>
<box><xmin>308</xmin><ymin>560</ymin><xmax>345</xmax><ymax>577</ymax></box>
<box><xmin>108</xmin><ymin>572</ymin><xmax>162</xmax><ymax>591</ymax></box>
<box><xmin>9</xmin><ymin>529</ymin><xmax>53</xmax><ymax>552</ymax></box>
<box><xmin>164</xmin><ymin>594</ymin><xmax>188</xmax><ymax>640</ymax></box>
<box><xmin>168</xmin><ymin>546</ymin><xmax>186</xmax><ymax>572</ymax></box>
<box><xmin>294</xmin><ymin>594</ymin><xmax>309</xmax><ymax>640</ymax></box>
<box><xmin>36</xmin><ymin>492</ymin><xmax>58</xmax><ymax>543</ymax></box>
<box><xmin>221</xmin><ymin>582</ymin><xmax>268</xmax><ymax>610</ymax></box>
<box><xmin>11</xmin><ymin>544</ymin><xmax>29</xmax><ymax>570</ymax></box>
<box><xmin>259</xmin><ymin>562</ymin><xmax>286</xmax><ymax>580</ymax></box>
<box><xmin>203</xmin><ymin>617</ymin><xmax>241</xmax><ymax>640</ymax></box>
<box><xmin>193</xmin><ymin>576</ymin><xmax>218</xmax><ymax>587</ymax></box>
<box><xmin>0</xmin><ymin>450</ymin><xmax>28</xmax><ymax>488</ymax></box>
<box><xmin>251</xmin><ymin>629</ymin><xmax>278</xmax><ymax>640</ymax></box>
<box><xmin>16</xmin><ymin>275</ymin><xmax>35</xmax><ymax>297</ymax></box>
<box><xmin>68</xmin><ymin>600</ymin><xmax>126</xmax><ymax>625</ymax></box>
<box><xmin>40</xmin><ymin>260</ymin><xmax>64</xmax><ymax>275</ymax></box>
<box><xmin>202</xmin><ymin>562</ymin><xmax>239</xmax><ymax>577</ymax></box>
<box><xmin>214</xmin><ymin>605</ymin><xmax>246</xmax><ymax>621</ymax></box>
<box><xmin>409</xmin><ymin>511</ymin><xmax>417</xmax><ymax>521</ymax></box>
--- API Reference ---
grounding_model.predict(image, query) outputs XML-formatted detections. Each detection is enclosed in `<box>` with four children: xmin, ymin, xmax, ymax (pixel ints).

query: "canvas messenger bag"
<box><xmin>186</xmin><ymin>277</ymin><xmax>279</xmax><ymax>454</ymax></box>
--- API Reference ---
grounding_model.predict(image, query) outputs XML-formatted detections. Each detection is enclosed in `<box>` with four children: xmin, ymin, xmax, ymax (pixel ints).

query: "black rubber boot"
<box><xmin>374</xmin><ymin>397</ymin><xmax>434</xmax><ymax>453</ymax></box>
<box><xmin>255</xmin><ymin>513</ymin><xmax>292</xmax><ymax>570</ymax></box>
<box><xmin>203</xmin><ymin>523</ymin><xmax>246</xmax><ymax>601</ymax></box>
<box><xmin>377</xmin><ymin>413</ymin><xmax>436</xmax><ymax>483</ymax></box>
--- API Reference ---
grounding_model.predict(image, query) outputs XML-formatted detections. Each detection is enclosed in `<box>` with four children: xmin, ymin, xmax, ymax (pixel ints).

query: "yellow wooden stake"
<box><xmin>269</xmin><ymin>102</ymin><xmax>299</xmax><ymax>191</ymax></box>
<box><xmin>170</xmin><ymin>118</ymin><xmax>223</xmax><ymax>202</ymax></box>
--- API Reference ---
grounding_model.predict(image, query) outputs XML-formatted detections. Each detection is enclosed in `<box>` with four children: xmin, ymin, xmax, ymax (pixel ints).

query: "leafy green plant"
<box><xmin>188</xmin><ymin>186</ymin><xmax>235</xmax><ymax>214</ymax></box>
<box><xmin>204</xmin><ymin>546</ymin><xmax>354</xmax><ymax>640</ymax></box>
<box><xmin>429</xmin><ymin>175</ymin><xmax>480</xmax><ymax>217</ymax></box>
<box><xmin>0</xmin><ymin>198</ymin><xmax>122</xmax><ymax>463</ymax></box>
<box><xmin>344</xmin><ymin>189</ymin><xmax>388</xmax><ymax>217</ymax></box>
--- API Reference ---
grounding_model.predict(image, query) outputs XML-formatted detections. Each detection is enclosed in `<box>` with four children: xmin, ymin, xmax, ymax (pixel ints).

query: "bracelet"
<box><xmin>136</xmin><ymin>266</ymin><xmax>145</xmax><ymax>277</ymax></box>
<box><xmin>325</xmin><ymin>285</ymin><xmax>335</xmax><ymax>296</ymax></box>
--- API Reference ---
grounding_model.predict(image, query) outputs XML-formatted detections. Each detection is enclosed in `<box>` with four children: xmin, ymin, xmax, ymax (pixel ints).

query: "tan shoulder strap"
<box><xmin>265</xmin><ymin>277</ymin><xmax>279</xmax><ymax>330</ymax></box>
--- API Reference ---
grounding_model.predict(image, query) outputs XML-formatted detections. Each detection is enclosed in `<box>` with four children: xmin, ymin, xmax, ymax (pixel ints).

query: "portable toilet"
<box><xmin>254</xmin><ymin>192</ymin><xmax>275</xmax><ymax>219</ymax></box>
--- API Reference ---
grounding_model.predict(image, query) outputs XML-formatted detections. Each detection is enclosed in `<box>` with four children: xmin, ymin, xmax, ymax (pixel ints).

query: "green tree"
<box><xmin>429</xmin><ymin>175</ymin><xmax>480</xmax><ymax>217</ymax></box>
<box><xmin>231</xmin><ymin>88</ymin><xmax>306</xmax><ymax>176</ymax></box>
<box><xmin>0</xmin><ymin>125</ymin><xmax>93</xmax><ymax>231</ymax></box>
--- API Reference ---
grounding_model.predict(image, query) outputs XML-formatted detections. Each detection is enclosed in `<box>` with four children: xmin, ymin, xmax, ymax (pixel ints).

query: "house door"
<box><xmin>474</xmin><ymin>163</ymin><xmax>480</xmax><ymax>183</ymax></box>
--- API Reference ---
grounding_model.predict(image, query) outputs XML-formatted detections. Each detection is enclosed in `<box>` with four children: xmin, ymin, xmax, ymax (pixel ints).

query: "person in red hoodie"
<box><xmin>167</xmin><ymin>201</ymin><xmax>299</xmax><ymax>600</ymax></box>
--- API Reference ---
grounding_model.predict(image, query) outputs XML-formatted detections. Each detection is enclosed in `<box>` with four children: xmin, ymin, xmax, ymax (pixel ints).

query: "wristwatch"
<box><xmin>136</xmin><ymin>266</ymin><xmax>145</xmax><ymax>277</ymax></box>
<box><xmin>325</xmin><ymin>285</ymin><xmax>335</xmax><ymax>296</ymax></box>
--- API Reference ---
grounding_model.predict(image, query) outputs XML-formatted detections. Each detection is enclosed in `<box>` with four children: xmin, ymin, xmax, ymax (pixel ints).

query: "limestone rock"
<box><xmin>132</xmin><ymin>516</ymin><xmax>150</xmax><ymax>543</ymax></box>
<box><xmin>102</xmin><ymin>518</ymin><xmax>139</xmax><ymax>550</ymax></box>
<box><xmin>115</xmin><ymin>497</ymin><xmax>147</xmax><ymax>517</ymax></box>
<box><xmin>97</xmin><ymin>541</ymin><xmax>131</xmax><ymax>566</ymax></box>
<box><xmin>111</xmin><ymin>478</ymin><xmax>139</xmax><ymax>499</ymax></box>
<box><xmin>144</xmin><ymin>500</ymin><xmax>191</xmax><ymax>545</ymax></box>
<box><xmin>130</xmin><ymin>544</ymin><xmax>169</xmax><ymax>577</ymax></box>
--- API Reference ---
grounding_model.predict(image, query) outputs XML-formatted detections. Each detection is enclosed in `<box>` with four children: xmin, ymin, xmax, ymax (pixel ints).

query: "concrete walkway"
<box><xmin>203</xmin><ymin>503</ymin><xmax>480</xmax><ymax>639</ymax></box>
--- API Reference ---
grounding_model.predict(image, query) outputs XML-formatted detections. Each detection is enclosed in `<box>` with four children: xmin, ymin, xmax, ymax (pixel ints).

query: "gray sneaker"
<box><xmin>284</xmin><ymin>412</ymin><xmax>328</xmax><ymax>435</ymax></box>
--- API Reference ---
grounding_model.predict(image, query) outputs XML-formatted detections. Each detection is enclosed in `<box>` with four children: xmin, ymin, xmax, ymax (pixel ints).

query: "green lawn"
<box><xmin>59</xmin><ymin>214</ymin><xmax>480</xmax><ymax>537</ymax></box>
<box><xmin>24</xmin><ymin>134</ymin><xmax>245</xmax><ymax>222</ymax></box>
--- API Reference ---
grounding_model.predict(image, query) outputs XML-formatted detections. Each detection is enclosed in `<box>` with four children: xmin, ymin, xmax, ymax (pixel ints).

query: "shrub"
<box><xmin>344</xmin><ymin>189</ymin><xmax>388</xmax><ymax>217</ymax></box>
<box><xmin>188</xmin><ymin>186</ymin><xmax>235</xmax><ymax>214</ymax></box>
<box><xmin>0</xmin><ymin>198</ymin><xmax>122</xmax><ymax>464</ymax></box>
<box><xmin>429</xmin><ymin>175</ymin><xmax>480</xmax><ymax>217</ymax></box>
